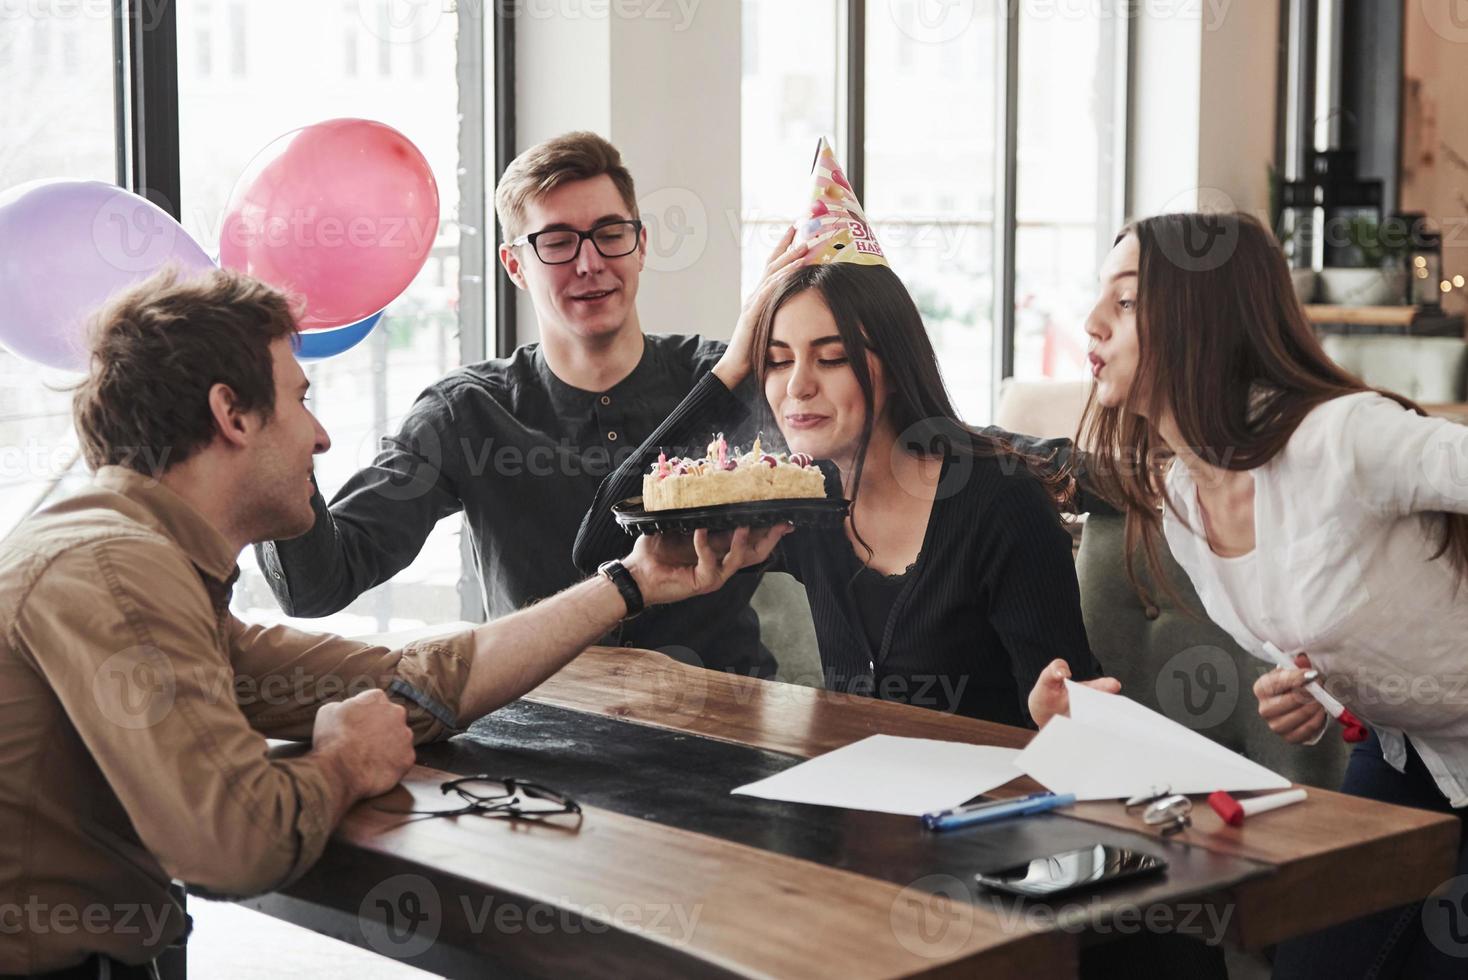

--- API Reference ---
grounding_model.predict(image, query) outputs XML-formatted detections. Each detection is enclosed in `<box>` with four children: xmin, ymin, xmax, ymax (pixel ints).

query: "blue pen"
<box><xmin>921</xmin><ymin>792</ymin><xmax>1077</xmax><ymax>832</ymax></box>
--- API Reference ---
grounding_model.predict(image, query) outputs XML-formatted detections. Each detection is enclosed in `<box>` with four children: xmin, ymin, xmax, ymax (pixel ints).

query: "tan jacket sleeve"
<box><xmin>226</xmin><ymin>619</ymin><xmax>475</xmax><ymax>744</ymax></box>
<box><xmin>16</xmin><ymin>537</ymin><xmax>341</xmax><ymax>897</ymax></box>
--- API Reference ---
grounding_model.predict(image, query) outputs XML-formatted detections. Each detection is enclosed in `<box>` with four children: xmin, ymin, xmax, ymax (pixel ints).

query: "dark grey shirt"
<box><xmin>255</xmin><ymin>334</ymin><xmax>775</xmax><ymax>678</ymax></box>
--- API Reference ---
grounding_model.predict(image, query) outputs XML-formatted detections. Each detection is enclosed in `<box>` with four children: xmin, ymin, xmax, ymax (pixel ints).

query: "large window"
<box><xmin>175</xmin><ymin>0</ymin><xmax>476</xmax><ymax>634</ymax></box>
<box><xmin>0</xmin><ymin>7</ymin><xmax>117</xmax><ymax>536</ymax></box>
<box><xmin>1013</xmin><ymin>3</ymin><xmax>1128</xmax><ymax>383</ymax></box>
<box><xmin>739</xmin><ymin>2</ymin><xmax>1129</xmax><ymax>422</ymax></box>
<box><xmin>864</xmin><ymin>0</ymin><xmax>1000</xmax><ymax>424</ymax></box>
<box><xmin>0</xmin><ymin>3</ymin><xmax>487</xmax><ymax>637</ymax></box>
<box><xmin>740</xmin><ymin>0</ymin><xmax>842</xmax><ymax>292</ymax></box>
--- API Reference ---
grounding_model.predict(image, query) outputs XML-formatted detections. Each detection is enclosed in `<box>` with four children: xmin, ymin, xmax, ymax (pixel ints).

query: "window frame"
<box><xmin>88</xmin><ymin>1</ymin><xmax>514</xmax><ymax>621</ymax></box>
<box><xmin>830</xmin><ymin>0</ymin><xmax>1133</xmax><ymax>415</ymax></box>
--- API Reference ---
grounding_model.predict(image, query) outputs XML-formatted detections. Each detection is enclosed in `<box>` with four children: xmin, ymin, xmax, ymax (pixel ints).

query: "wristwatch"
<box><xmin>598</xmin><ymin>559</ymin><xmax>645</xmax><ymax>619</ymax></box>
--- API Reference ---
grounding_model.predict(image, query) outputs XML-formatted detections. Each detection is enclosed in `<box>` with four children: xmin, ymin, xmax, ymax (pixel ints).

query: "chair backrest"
<box><xmin>1321</xmin><ymin>334</ymin><xmax>1468</xmax><ymax>403</ymax></box>
<box><xmin>994</xmin><ymin>377</ymin><xmax>1093</xmax><ymax>441</ymax></box>
<box><xmin>752</xmin><ymin>572</ymin><xmax>824</xmax><ymax>687</ymax></box>
<box><xmin>1075</xmin><ymin>512</ymin><xmax>1350</xmax><ymax>790</ymax></box>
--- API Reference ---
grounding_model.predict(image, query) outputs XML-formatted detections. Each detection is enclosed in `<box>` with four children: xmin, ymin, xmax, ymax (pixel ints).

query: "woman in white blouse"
<box><xmin>1078</xmin><ymin>211</ymin><xmax>1468</xmax><ymax>979</ymax></box>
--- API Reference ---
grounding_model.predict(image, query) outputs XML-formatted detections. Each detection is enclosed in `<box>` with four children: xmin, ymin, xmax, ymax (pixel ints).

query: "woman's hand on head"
<box><xmin>1028</xmin><ymin>658</ymin><xmax>1122</xmax><ymax>730</ymax></box>
<box><xmin>711</xmin><ymin>225</ymin><xmax>831</xmax><ymax>392</ymax></box>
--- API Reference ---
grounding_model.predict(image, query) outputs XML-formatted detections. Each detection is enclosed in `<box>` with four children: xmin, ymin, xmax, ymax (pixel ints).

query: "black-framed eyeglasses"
<box><xmin>374</xmin><ymin>775</ymin><xmax>582</xmax><ymax>823</ymax></box>
<box><xmin>509</xmin><ymin>219</ymin><xmax>643</xmax><ymax>265</ymax></box>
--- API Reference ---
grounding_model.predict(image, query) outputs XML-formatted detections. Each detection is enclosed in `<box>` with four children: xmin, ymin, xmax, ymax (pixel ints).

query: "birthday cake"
<box><xmin>641</xmin><ymin>434</ymin><xmax>826</xmax><ymax>512</ymax></box>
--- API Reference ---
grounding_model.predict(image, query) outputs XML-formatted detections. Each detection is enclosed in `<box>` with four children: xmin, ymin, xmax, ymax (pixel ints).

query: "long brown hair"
<box><xmin>748</xmin><ymin>262</ymin><xmax>1072</xmax><ymax>562</ymax></box>
<box><xmin>1079</xmin><ymin>211</ymin><xmax>1468</xmax><ymax>607</ymax></box>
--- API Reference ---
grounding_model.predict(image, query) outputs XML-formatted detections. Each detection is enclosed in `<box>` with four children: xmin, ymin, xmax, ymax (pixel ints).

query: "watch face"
<box><xmin>599</xmin><ymin>560</ymin><xmax>642</xmax><ymax>616</ymax></box>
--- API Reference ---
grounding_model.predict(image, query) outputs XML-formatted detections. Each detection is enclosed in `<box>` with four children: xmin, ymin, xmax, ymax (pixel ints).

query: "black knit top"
<box><xmin>573</xmin><ymin>373</ymin><xmax>1099</xmax><ymax>727</ymax></box>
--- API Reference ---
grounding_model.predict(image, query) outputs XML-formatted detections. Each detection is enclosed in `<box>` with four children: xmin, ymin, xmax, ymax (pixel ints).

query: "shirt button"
<box><xmin>608</xmin><ymin>431</ymin><xmax>619</xmax><ymax>442</ymax></box>
<box><xmin>600</xmin><ymin>395</ymin><xmax>611</xmax><ymax>406</ymax></box>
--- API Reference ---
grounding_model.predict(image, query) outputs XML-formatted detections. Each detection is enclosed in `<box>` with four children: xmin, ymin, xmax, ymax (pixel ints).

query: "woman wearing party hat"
<box><xmin>575</xmin><ymin>139</ymin><xmax>1116</xmax><ymax>731</ymax></box>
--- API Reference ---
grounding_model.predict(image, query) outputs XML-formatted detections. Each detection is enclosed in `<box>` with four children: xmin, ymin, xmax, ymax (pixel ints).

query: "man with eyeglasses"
<box><xmin>257</xmin><ymin>132</ymin><xmax>776</xmax><ymax>679</ymax></box>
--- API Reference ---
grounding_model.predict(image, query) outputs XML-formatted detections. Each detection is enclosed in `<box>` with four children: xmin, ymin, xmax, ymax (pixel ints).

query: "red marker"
<box><xmin>1261</xmin><ymin>642</ymin><xmax>1369</xmax><ymax>743</ymax></box>
<box><xmin>1209</xmin><ymin>788</ymin><xmax>1309</xmax><ymax>827</ymax></box>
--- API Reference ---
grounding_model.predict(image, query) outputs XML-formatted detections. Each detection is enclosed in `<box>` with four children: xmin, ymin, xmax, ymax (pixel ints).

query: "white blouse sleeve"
<box><xmin>1323</xmin><ymin>393</ymin><xmax>1468</xmax><ymax>517</ymax></box>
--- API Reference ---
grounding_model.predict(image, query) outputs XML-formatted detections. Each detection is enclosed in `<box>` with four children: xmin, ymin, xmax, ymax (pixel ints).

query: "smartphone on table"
<box><xmin>974</xmin><ymin>844</ymin><xmax>1167</xmax><ymax>899</ymax></box>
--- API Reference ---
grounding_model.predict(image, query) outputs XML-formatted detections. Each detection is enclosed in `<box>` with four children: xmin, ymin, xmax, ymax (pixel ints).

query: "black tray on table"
<box><xmin>612</xmin><ymin>496</ymin><xmax>850</xmax><ymax>536</ymax></box>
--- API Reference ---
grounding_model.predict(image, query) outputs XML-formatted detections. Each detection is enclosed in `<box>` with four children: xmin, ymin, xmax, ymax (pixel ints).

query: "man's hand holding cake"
<box><xmin>619</xmin><ymin>522</ymin><xmax>792</xmax><ymax>608</ymax></box>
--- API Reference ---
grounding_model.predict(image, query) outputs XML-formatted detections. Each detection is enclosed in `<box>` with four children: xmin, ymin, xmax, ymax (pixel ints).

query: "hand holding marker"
<box><xmin>1261</xmin><ymin>642</ymin><xmax>1368</xmax><ymax>743</ymax></box>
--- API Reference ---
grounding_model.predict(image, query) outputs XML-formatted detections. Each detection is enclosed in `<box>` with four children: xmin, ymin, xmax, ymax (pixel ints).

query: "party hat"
<box><xmin>793</xmin><ymin>137</ymin><xmax>889</xmax><ymax>267</ymax></box>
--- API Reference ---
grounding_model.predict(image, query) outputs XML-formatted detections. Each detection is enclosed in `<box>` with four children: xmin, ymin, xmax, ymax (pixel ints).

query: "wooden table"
<box><xmin>246</xmin><ymin>648</ymin><xmax>1459</xmax><ymax>978</ymax></box>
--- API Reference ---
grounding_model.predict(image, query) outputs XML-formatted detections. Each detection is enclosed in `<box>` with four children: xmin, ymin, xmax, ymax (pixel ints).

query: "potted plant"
<box><xmin>1317</xmin><ymin>215</ymin><xmax>1410</xmax><ymax>306</ymax></box>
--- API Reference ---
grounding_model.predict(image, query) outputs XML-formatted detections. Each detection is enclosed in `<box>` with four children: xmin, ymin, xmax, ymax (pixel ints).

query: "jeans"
<box><xmin>1272</xmin><ymin>730</ymin><xmax>1468</xmax><ymax>979</ymax></box>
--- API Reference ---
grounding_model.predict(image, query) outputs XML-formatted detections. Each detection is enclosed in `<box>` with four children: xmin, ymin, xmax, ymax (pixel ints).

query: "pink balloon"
<box><xmin>219</xmin><ymin>119</ymin><xmax>440</xmax><ymax>330</ymax></box>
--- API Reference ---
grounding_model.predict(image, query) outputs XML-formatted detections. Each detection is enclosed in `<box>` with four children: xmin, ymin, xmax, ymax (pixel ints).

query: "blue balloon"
<box><xmin>294</xmin><ymin>309</ymin><xmax>384</xmax><ymax>360</ymax></box>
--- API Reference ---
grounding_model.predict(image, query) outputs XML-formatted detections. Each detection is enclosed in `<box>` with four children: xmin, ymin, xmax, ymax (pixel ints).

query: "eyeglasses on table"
<box><xmin>374</xmin><ymin>775</ymin><xmax>583</xmax><ymax>824</ymax></box>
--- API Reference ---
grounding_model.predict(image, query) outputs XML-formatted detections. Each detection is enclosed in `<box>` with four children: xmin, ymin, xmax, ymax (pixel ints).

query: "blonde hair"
<box><xmin>494</xmin><ymin>131</ymin><xmax>638</xmax><ymax>241</ymax></box>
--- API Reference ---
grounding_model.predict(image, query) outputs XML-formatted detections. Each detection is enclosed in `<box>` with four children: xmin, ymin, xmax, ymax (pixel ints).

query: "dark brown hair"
<box><xmin>73</xmin><ymin>266</ymin><xmax>300</xmax><ymax>477</ymax></box>
<box><xmin>1079</xmin><ymin>211</ymin><xmax>1468</xmax><ymax>607</ymax></box>
<box><xmin>494</xmin><ymin>131</ymin><xmax>638</xmax><ymax>241</ymax></box>
<box><xmin>748</xmin><ymin>262</ymin><xmax>1072</xmax><ymax>562</ymax></box>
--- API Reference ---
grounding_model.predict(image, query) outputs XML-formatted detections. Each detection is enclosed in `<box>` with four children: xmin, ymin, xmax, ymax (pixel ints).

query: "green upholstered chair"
<box><xmin>1075</xmin><ymin>512</ymin><xmax>1351</xmax><ymax>790</ymax></box>
<box><xmin>1320</xmin><ymin>334</ymin><xmax>1468</xmax><ymax>403</ymax></box>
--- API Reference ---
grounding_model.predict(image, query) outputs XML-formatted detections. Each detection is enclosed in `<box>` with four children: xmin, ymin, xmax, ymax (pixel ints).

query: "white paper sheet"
<box><xmin>730</xmin><ymin>734</ymin><xmax>1025</xmax><ymax>816</ymax></box>
<box><xmin>1013</xmin><ymin>681</ymin><xmax>1291</xmax><ymax>801</ymax></box>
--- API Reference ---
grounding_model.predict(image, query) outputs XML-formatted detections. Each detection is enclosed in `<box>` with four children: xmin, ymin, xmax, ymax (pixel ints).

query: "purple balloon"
<box><xmin>0</xmin><ymin>180</ymin><xmax>215</xmax><ymax>372</ymax></box>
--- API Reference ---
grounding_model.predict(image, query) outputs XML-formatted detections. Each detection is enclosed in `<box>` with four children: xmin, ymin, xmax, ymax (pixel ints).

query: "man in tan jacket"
<box><xmin>0</xmin><ymin>269</ymin><xmax>784</xmax><ymax>978</ymax></box>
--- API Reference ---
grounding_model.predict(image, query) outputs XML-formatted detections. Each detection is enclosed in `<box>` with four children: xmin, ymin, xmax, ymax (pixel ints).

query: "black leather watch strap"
<box><xmin>598</xmin><ymin>559</ymin><xmax>645</xmax><ymax>619</ymax></box>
